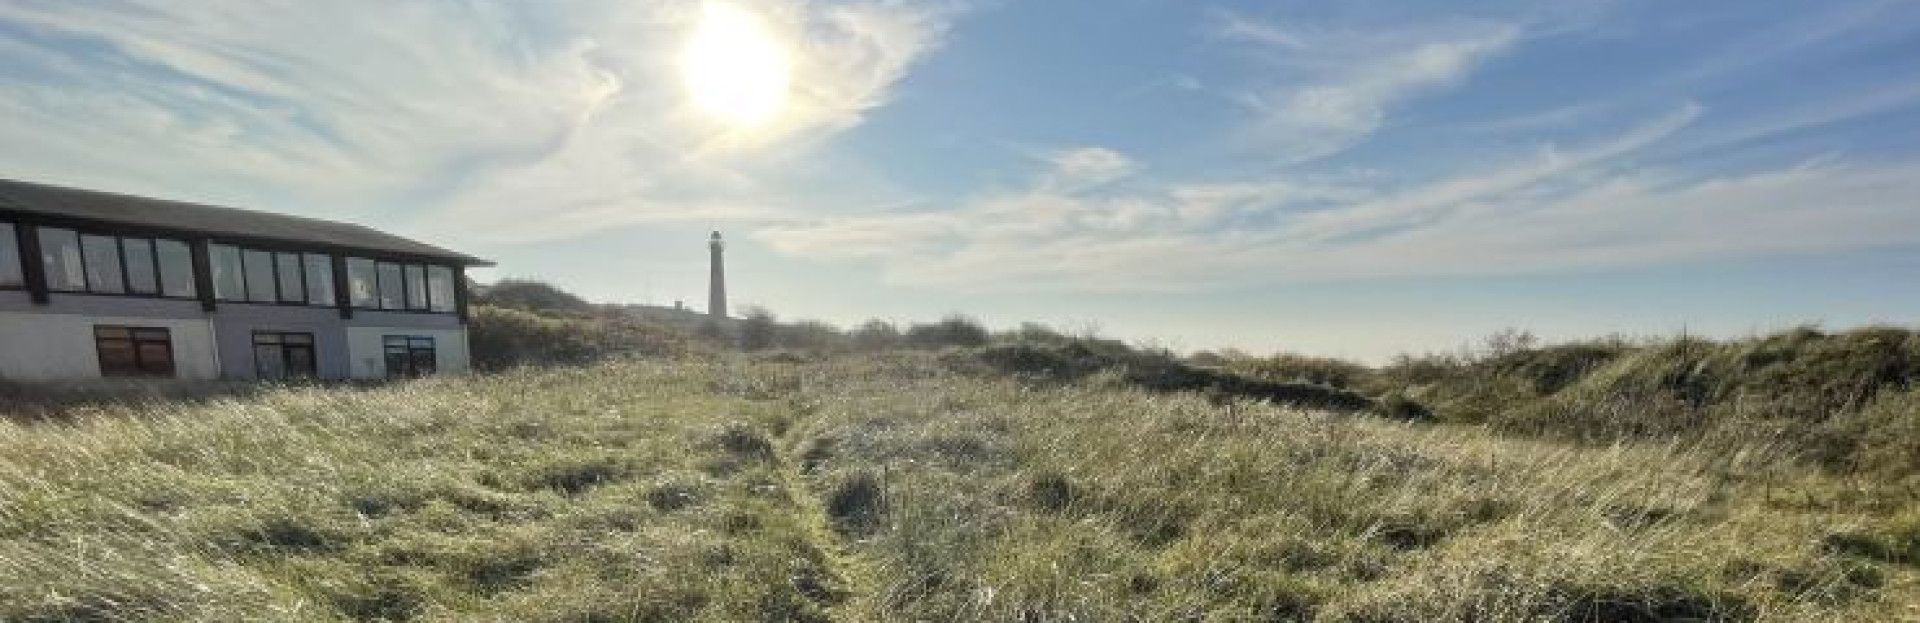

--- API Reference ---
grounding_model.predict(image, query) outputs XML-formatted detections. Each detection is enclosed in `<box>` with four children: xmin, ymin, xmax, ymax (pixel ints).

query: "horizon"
<box><xmin>4</xmin><ymin>1</ymin><xmax>1919</xmax><ymax>362</ymax></box>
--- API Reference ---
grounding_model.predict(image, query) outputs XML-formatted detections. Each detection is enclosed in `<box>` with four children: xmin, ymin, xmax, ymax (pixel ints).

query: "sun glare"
<box><xmin>680</xmin><ymin>1</ymin><xmax>791</xmax><ymax>128</ymax></box>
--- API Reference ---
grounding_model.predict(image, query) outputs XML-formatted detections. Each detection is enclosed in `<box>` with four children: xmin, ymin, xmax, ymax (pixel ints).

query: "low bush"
<box><xmin>467</xmin><ymin>305</ymin><xmax>697</xmax><ymax>370</ymax></box>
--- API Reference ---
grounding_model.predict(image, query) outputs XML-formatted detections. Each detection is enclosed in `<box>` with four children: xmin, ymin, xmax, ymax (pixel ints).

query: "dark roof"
<box><xmin>0</xmin><ymin>178</ymin><xmax>491</xmax><ymax>266</ymax></box>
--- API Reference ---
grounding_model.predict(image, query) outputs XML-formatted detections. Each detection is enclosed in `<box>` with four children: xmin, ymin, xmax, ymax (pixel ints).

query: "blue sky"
<box><xmin>3</xmin><ymin>0</ymin><xmax>1919</xmax><ymax>360</ymax></box>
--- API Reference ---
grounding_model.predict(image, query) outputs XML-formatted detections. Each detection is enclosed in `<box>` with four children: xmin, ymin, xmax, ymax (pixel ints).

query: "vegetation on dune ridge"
<box><xmin>0</xmin><ymin>356</ymin><xmax>1915</xmax><ymax>621</ymax></box>
<box><xmin>5</xmin><ymin>279</ymin><xmax>1914</xmax><ymax>620</ymax></box>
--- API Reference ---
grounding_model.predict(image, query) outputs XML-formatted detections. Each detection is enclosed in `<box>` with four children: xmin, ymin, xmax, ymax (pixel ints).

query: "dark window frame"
<box><xmin>94</xmin><ymin>325</ymin><xmax>176</xmax><ymax>378</ymax></box>
<box><xmin>349</xmin><ymin>258</ymin><xmax>453</xmax><ymax>315</ymax></box>
<box><xmin>0</xmin><ymin>211</ymin><xmax>475</xmax><ymax>312</ymax></box>
<box><xmin>39</xmin><ymin>227</ymin><xmax>198</xmax><ymax>301</ymax></box>
<box><xmin>252</xmin><ymin>331</ymin><xmax>318</xmax><ymax>380</ymax></box>
<box><xmin>382</xmin><ymin>335</ymin><xmax>437</xmax><ymax>378</ymax></box>
<box><xmin>210</xmin><ymin>243</ymin><xmax>343</xmax><ymax>308</ymax></box>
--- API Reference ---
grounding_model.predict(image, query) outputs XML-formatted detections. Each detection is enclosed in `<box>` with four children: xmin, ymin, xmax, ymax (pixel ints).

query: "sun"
<box><xmin>680</xmin><ymin>1</ymin><xmax>792</xmax><ymax>128</ymax></box>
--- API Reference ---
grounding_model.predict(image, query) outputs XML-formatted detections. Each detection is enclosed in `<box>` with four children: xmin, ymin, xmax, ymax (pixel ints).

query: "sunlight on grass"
<box><xmin>0</xmin><ymin>355</ymin><xmax>1912</xmax><ymax>621</ymax></box>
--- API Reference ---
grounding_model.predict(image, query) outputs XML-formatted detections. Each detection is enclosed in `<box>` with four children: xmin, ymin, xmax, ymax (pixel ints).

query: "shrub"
<box><xmin>905</xmin><ymin>315</ymin><xmax>991</xmax><ymax>349</ymax></box>
<box><xmin>467</xmin><ymin>305</ymin><xmax>694</xmax><ymax>370</ymax></box>
<box><xmin>1233</xmin><ymin>353</ymin><xmax>1373</xmax><ymax>389</ymax></box>
<box><xmin>851</xmin><ymin>320</ymin><xmax>902</xmax><ymax>350</ymax></box>
<box><xmin>739</xmin><ymin>308</ymin><xmax>779</xmax><ymax>351</ymax></box>
<box><xmin>473</xmin><ymin>278</ymin><xmax>591</xmax><ymax>313</ymax></box>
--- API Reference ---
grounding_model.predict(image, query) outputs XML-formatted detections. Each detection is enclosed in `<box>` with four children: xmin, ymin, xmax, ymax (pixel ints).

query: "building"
<box><xmin>708</xmin><ymin>230</ymin><xmax>727</xmax><ymax>319</ymax></box>
<box><xmin>0</xmin><ymin>179</ymin><xmax>491</xmax><ymax>382</ymax></box>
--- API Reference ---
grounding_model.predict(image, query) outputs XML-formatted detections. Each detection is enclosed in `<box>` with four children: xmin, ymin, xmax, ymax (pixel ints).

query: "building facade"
<box><xmin>0</xmin><ymin>179</ymin><xmax>490</xmax><ymax>382</ymax></box>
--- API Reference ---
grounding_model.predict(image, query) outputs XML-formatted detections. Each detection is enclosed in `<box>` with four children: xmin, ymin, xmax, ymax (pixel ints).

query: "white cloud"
<box><xmin>0</xmin><ymin>0</ymin><xmax>957</xmax><ymax>242</ymax></box>
<box><xmin>1214</xmin><ymin>12</ymin><xmax>1522</xmax><ymax>162</ymax></box>
<box><xmin>758</xmin><ymin>109</ymin><xmax>1920</xmax><ymax>292</ymax></box>
<box><xmin>1038</xmin><ymin>147</ymin><xmax>1137</xmax><ymax>192</ymax></box>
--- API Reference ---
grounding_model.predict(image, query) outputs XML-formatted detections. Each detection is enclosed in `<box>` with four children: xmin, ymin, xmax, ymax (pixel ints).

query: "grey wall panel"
<box><xmin>208</xmin><ymin>303</ymin><xmax>351</xmax><ymax>380</ymax></box>
<box><xmin>0</xmin><ymin>292</ymin><xmax>205</xmax><ymax>318</ymax></box>
<box><xmin>349</xmin><ymin>310</ymin><xmax>463</xmax><ymax>330</ymax></box>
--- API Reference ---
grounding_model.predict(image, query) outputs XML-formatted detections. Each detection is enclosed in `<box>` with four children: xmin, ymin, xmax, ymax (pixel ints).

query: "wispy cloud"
<box><xmin>1212</xmin><ymin>10</ymin><xmax>1522</xmax><ymax>162</ymax></box>
<box><xmin>0</xmin><ymin>0</ymin><xmax>959</xmax><ymax>242</ymax></box>
<box><xmin>761</xmin><ymin>105</ymin><xmax>1920</xmax><ymax>291</ymax></box>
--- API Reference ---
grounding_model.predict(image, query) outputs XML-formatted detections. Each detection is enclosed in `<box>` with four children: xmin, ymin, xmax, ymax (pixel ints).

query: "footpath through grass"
<box><xmin>0</xmin><ymin>355</ymin><xmax>1915</xmax><ymax>621</ymax></box>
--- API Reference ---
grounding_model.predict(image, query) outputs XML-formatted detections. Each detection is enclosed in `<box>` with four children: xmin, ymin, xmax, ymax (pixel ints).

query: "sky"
<box><xmin>2</xmin><ymin>0</ymin><xmax>1919</xmax><ymax>361</ymax></box>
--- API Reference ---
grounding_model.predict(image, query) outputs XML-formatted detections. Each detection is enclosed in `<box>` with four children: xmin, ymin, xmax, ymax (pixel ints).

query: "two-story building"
<box><xmin>0</xmin><ymin>178</ymin><xmax>491</xmax><ymax>381</ymax></box>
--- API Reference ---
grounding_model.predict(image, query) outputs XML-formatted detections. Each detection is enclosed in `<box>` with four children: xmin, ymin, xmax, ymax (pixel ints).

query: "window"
<box><xmin>122</xmin><ymin>238</ymin><xmax>157</xmax><ymax>295</ymax></box>
<box><xmin>0</xmin><ymin>223</ymin><xmax>21</xmax><ymax>287</ymax></box>
<box><xmin>377</xmin><ymin>262</ymin><xmax>404</xmax><ymax>310</ymax></box>
<box><xmin>383</xmin><ymin>336</ymin><xmax>437</xmax><ymax>378</ymax></box>
<box><xmin>346</xmin><ymin>258</ymin><xmax>454</xmax><ymax>313</ymax></box>
<box><xmin>304</xmin><ymin>254</ymin><xmax>335</xmax><ymax>306</ymax></box>
<box><xmin>404</xmin><ymin>264</ymin><xmax>428</xmax><ymax>310</ymax></box>
<box><xmin>80</xmin><ymin>235</ymin><xmax>125</xmax><ymax>294</ymax></box>
<box><xmin>39</xmin><ymin>228</ymin><xmax>85</xmax><ymax>291</ymax></box>
<box><xmin>275</xmin><ymin>253</ymin><xmax>305</xmax><ymax>303</ymax></box>
<box><xmin>210</xmin><ymin>244</ymin><xmax>244</xmax><ymax>300</ymax></box>
<box><xmin>27</xmin><ymin>231</ymin><xmax>197</xmax><ymax>299</ymax></box>
<box><xmin>95</xmin><ymin>326</ymin><xmax>174</xmax><ymax>377</ymax></box>
<box><xmin>427</xmin><ymin>266</ymin><xmax>456</xmax><ymax>313</ymax></box>
<box><xmin>347</xmin><ymin>258</ymin><xmax>377</xmax><ymax>308</ymax></box>
<box><xmin>253</xmin><ymin>332</ymin><xmax>317</xmax><ymax>380</ymax></box>
<box><xmin>243</xmin><ymin>249</ymin><xmax>276</xmax><ymax>303</ymax></box>
<box><xmin>156</xmin><ymin>240</ymin><xmax>195</xmax><ymax>298</ymax></box>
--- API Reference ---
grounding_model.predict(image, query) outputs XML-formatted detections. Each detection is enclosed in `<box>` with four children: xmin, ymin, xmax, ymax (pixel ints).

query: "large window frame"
<box><xmin>95</xmin><ymin>325</ymin><xmax>176</xmax><ymax>378</ymax></box>
<box><xmin>383</xmin><ymin>335</ymin><xmax>437</xmax><ymax>378</ymax></box>
<box><xmin>37</xmin><ymin>227</ymin><xmax>197</xmax><ymax>300</ymax></box>
<box><xmin>208</xmin><ymin>242</ymin><xmax>339</xmax><ymax>308</ymax></box>
<box><xmin>349</xmin><ymin>257</ymin><xmax>458</xmax><ymax>314</ymax></box>
<box><xmin>252</xmin><ymin>331</ymin><xmax>318</xmax><ymax>380</ymax></box>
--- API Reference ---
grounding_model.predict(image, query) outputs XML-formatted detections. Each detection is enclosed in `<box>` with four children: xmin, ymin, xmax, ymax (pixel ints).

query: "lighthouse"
<box><xmin>708</xmin><ymin>231</ymin><xmax>727</xmax><ymax>319</ymax></box>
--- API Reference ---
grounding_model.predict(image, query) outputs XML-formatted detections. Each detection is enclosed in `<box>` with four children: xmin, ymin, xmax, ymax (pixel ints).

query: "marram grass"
<box><xmin>0</xmin><ymin>355</ymin><xmax>1914</xmax><ymax>621</ymax></box>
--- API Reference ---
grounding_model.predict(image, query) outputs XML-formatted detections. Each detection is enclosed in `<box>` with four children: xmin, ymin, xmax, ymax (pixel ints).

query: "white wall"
<box><xmin>0</xmin><ymin>311</ymin><xmax>220</xmax><ymax>381</ymax></box>
<box><xmin>343</xmin><ymin>327</ymin><xmax>471</xmax><ymax>380</ymax></box>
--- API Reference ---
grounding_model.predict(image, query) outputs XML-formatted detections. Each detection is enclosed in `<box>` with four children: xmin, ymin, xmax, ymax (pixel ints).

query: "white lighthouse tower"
<box><xmin>708</xmin><ymin>231</ymin><xmax>727</xmax><ymax>319</ymax></box>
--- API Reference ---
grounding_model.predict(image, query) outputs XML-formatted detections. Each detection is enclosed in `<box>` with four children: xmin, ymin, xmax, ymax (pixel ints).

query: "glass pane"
<box><xmin>409</xmin><ymin>337</ymin><xmax>434</xmax><ymax>348</ymax></box>
<box><xmin>304</xmin><ymin>254</ymin><xmax>334</xmax><ymax>306</ymax></box>
<box><xmin>347</xmin><ymin>258</ymin><xmax>377</xmax><ymax>307</ymax></box>
<box><xmin>94</xmin><ymin>326</ymin><xmax>130</xmax><ymax>339</ymax></box>
<box><xmin>427</xmin><ymin>266</ymin><xmax>456</xmax><ymax>312</ymax></box>
<box><xmin>287</xmin><ymin>346</ymin><xmax>315</xmax><ymax>377</ymax></box>
<box><xmin>384</xmin><ymin>351</ymin><xmax>408</xmax><ymax>378</ymax></box>
<box><xmin>133</xmin><ymin>329</ymin><xmax>169</xmax><ymax>341</ymax></box>
<box><xmin>210</xmin><ymin>244</ymin><xmax>244</xmax><ymax>300</ymax></box>
<box><xmin>243</xmin><ymin>249</ymin><xmax>276</xmax><ymax>303</ymax></box>
<box><xmin>122</xmin><ymin>238</ymin><xmax>158</xmax><ymax>294</ymax></box>
<box><xmin>384</xmin><ymin>336</ymin><xmax>409</xmax><ymax>347</ymax></box>
<box><xmin>253</xmin><ymin>332</ymin><xmax>283</xmax><ymax>345</ymax></box>
<box><xmin>254</xmin><ymin>344</ymin><xmax>285</xmax><ymax>380</ymax></box>
<box><xmin>377</xmin><ymin>262</ymin><xmax>404</xmax><ymax>310</ymax></box>
<box><xmin>81</xmin><ymin>234</ymin><xmax>125</xmax><ymax>294</ymax></box>
<box><xmin>137</xmin><ymin>342</ymin><xmax>174</xmax><ymax>375</ymax></box>
<box><xmin>404</xmin><ymin>265</ymin><xmax>427</xmax><ymax>310</ymax></box>
<box><xmin>410</xmin><ymin>349</ymin><xmax>437</xmax><ymax>376</ymax></box>
<box><xmin>38</xmin><ymin>228</ymin><xmax>84</xmax><ymax>291</ymax></box>
<box><xmin>0</xmin><ymin>223</ymin><xmax>21</xmax><ymax>287</ymax></box>
<box><xmin>98</xmin><ymin>339</ymin><xmax>136</xmax><ymax>375</ymax></box>
<box><xmin>283</xmin><ymin>333</ymin><xmax>314</xmax><ymax>345</ymax></box>
<box><xmin>275</xmin><ymin>253</ymin><xmax>304</xmax><ymax>303</ymax></box>
<box><xmin>156</xmin><ymin>240</ymin><xmax>196</xmax><ymax>298</ymax></box>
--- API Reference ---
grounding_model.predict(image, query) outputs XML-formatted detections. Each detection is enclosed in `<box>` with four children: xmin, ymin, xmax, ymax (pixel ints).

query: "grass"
<box><xmin>0</xmin><ymin>354</ymin><xmax>1915</xmax><ymax>621</ymax></box>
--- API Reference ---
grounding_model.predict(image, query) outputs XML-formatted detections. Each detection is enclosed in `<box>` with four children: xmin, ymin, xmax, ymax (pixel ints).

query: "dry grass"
<box><xmin>0</xmin><ymin>354</ymin><xmax>1913</xmax><ymax>621</ymax></box>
